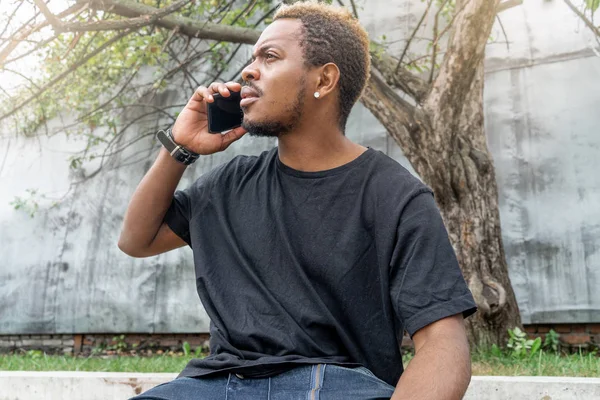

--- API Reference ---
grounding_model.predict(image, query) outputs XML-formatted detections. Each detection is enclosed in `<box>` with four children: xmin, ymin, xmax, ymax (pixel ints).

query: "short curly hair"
<box><xmin>274</xmin><ymin>1</ymin><xmax>371</xmax><ymax>131</ymax></box>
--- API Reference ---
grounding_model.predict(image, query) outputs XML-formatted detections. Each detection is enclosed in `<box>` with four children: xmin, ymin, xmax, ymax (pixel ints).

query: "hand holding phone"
<box><xmin>170</xmin><ymin>82</ymin><xmax>247</xmax><ymax>156</ymax></box>
<box><xmin>207</xmin><ymin>91</ymin><xmax>243</xmax><ymax>133</ymax></box>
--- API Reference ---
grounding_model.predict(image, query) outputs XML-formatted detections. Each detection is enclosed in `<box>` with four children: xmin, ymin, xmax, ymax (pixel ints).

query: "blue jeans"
<box><xmin>130</xmin><ymin>364</ymin><xmax>395</xmax><ymax>399</ymax></box>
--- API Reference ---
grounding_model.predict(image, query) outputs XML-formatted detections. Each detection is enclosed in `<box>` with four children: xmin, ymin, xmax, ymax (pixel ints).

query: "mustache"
<box><xmin>242</xmin><ymin>82</ymin><xmax>263</xmax><ymax>96</ymax></box>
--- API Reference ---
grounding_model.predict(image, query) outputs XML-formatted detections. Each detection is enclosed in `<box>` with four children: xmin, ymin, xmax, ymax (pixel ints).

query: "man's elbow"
<box><xmin>117</xmin><ymin>236</ymin><xmax>147</xmax><ymax>258</ymax></box>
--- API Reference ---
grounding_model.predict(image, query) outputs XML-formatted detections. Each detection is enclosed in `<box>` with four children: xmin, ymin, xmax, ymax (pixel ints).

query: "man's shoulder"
<box><xmin>367</xmin><ymin>149</ymin><xmax>431</xmax><ymax>198</ymax></box>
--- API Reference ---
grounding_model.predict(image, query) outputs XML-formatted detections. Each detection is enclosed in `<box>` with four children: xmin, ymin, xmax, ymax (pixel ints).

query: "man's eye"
<box><xmin>266</xmin><ymin>54</ymin><xmax>276</xmax><ymax>59</ymax></box>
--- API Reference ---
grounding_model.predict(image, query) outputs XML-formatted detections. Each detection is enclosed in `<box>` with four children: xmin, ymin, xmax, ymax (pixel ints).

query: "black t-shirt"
<box><xmin>164</xmin><ymin>147</ymin><xmax>476</xmax><ymax>387</ymax></box>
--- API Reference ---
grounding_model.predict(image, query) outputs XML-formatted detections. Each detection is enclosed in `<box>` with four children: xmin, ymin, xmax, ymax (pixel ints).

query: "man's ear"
<box><xmin>314</xmin><ymin>63</ymin><xmax>340</xmax><ymax>99</ymax></box>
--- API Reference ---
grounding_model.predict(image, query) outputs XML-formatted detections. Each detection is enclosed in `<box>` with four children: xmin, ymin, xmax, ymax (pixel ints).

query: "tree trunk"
<box><xmin>436</xmin><ymin>65</ymin><xmax>522</xmax><ymax>347</ymax></box>
<box><xmin>362</xmin><ymin>0</ymin><xmax>523</xmax><ymax>347</ymax></box>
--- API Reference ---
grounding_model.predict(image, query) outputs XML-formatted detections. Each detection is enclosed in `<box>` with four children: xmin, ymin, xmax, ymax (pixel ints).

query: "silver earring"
<box><xmin>314</xmin><ymin>92</ymin><xmax>320</xmax><ymax>99</ymax></box>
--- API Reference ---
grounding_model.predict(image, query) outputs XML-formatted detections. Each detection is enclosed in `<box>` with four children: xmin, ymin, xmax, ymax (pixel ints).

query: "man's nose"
<box><xmin>241</xmin><ymin>61</ymin><xmax>260</xmax><ymax>82</ymax></box>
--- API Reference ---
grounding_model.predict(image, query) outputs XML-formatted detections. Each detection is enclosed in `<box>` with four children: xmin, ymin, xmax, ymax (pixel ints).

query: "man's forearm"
<box><xmin>118</xmin><ymin>148</ymin><xmax>187</xmax><ymax>253</ymax></box>
<box><xmin>391</xmin><ymin>337</ymin><xmax>471</xmax><ymax>400</ymax></box>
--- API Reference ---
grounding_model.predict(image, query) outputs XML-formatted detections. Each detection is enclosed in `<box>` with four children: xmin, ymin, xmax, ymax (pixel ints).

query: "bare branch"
<box><xmin>564</xmin><ymin>0</ymin><xmax>600</xmax><ymax>38</ymax></box>
<box><xmin>83</xmin><ymin>0</ymin><xmax>426</xmax><ymax>104</ymax></box>
<box><xmin>2</xmin><ymin>68</ymin><xmax>42</xmax><ymax>91</ymax></box>
<box><xmin>0</xmin><ymin>3</ymin><xmax>85</xmax><ymax>66</ymax></box>
<box><xmin>85</xmin><ymin>0</ymin><xmax>261</xmax><ymax>44</ymax></box>
<box><xmin>77</xmin><ymin>68</ymin><xmax>141</xmax><ymax>125</ymax></box>
<box><xmin>429</xmin><ymin>0</ymin><xmax>448</xmax><ymax>84</ymax></box>
<box><xmin>0</xmin><ymin>30</ymin><xmax>134</xmax><ymax>123</ymax></box>
<box><xmin>496</xmin><ymin>15</ymin><xmax>510</xmax><ymax>50</ymax></box>
<box><xmin>360</xmin><ymin>67</ymin><xmax>430</xmax><ymax>166</ymax></box>
<box><xmin>166</xmin><ymin>43</ymin><xmax>200</xmax><ymax>87</ymax></box>
<box><xmin>348</xmin><ymin>0</ymin><xmax>359</xmax><ymax>19</ymax></box>
<box><xmin>0</xmin><ymin>0</ymin><xmax>27</xmax><ymax>39</ymax></box>
<box><xmin>497</xmin><ymin>0</ymin><xmax>523</xmax><ymax>14</ymax></box>
<box><xmin>373</xmin><ymin>52</ymin><xmax>429</xmax><ymax>103</ymax></box>
<box><xmin>60</xmin><ymin>0</ymin><xmax>192</xmax><ymax>33</ymax></box>
<box><xmin>432</xmin><ymin>0</ymin><xmax>468</xmax><ymax>48</ymax></box>
<box><xmin>396</xmin><ymin>0</ymin><xmax>433</xmax><ymax>73</ymax></box>
<box><xmin>426</xmin><ymin>0</ymin><xmax>501</xmax><ymax>123</ymax></box>
<box><xmin>333</xmin><ymin>0</ymin><xmax>358</xmax><ymax>19</ymax></box>
<box><xmin>2</xmin><ymin>35</ymin><xmax>57</xmax><ymax>65</ymax></box>
<box><xmin>32</xmin><ymin>0</ymin><xmax>62</xmax><ymax>31</ymax></box>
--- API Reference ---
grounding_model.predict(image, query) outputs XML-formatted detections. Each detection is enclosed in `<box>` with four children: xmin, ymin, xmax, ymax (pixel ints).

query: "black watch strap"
<box><xmin>156</xmin><ymin>127</ymin><xmax>199</xmax><ymax>165</ymax></box>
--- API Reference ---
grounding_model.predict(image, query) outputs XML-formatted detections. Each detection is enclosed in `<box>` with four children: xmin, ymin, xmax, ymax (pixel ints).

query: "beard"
<box><xmin>242</xmin><ymin>79</ymin><xmax>306</xmax><ymax>138</ymax></box>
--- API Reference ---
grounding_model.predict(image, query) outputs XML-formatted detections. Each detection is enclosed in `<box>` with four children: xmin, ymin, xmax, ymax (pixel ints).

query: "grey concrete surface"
<box><xmin>1</xmin><ymin>372</ymin><xmax>599</xmax><ymax>400</ymax></box>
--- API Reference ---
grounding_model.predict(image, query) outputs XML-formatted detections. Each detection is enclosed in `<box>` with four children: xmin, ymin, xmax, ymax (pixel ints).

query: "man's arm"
<box><xmin>391</xmin><ymin>314</ymin><xmax>471</xmax><ymax>400</ymax></box>
<box><xmin>118</xmin><ymin>81</ymin><xmax>247</xmax><ymax>258</ymax></box>
<box><xmin>118</xmin><ymin>148</ymin><xmax>188</xmax><ymax>258</ymax></box>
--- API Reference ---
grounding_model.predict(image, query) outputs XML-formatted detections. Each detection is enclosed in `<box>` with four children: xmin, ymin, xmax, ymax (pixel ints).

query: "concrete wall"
<box><xmin>0</xmin><ymin>0</ymin><xmax>599</xmax><ymax>334</ymax></box>
<box><xmin>484</xmin><ymin>0</ymin><xmax>600</xmax><ymax>323</ymax></box>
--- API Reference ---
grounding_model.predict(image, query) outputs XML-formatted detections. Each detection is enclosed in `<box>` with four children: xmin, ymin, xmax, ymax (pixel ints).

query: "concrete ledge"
<box><xmin>1</xmin><ymin>372</ymin><xmax>600</xmax><ymax>399</ymax></box>
<box><xmin>0</xmin><ymin>371</ymin><xmax>177</xmax><ymax>399</ymax></box>
<box><xmin>465</xmin><ymin>376</ymin><xmax>600</xmax><ymax>400</ymax></box>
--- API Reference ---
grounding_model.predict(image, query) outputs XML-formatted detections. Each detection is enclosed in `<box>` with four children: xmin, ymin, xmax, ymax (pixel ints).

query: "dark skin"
<box><xmin>239</xmin><ymin>19</ymin><xmax>367</xmax><ymax>171</ymax></box>
<box><xmin>118</xmin><ymin>18</ymin><xmax>471</xmax><ymax>400</ymax></box>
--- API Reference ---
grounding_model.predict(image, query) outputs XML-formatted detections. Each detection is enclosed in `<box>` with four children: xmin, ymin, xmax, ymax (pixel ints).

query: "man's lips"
<box><xmin>240</xmin><ymin>86</ymin><xmax>260</xmax><ymax>107</ymax></box>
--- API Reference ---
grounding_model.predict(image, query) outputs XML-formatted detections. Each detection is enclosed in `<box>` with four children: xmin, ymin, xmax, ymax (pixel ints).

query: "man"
<box><xmin>119</xmin><ymin>2</ymin><xmax>477</xmax><ymax>399</ymax></box>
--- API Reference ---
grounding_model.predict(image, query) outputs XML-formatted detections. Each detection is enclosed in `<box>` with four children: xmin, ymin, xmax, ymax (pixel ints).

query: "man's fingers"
<box><xmin>225</xmin><ymin>82</ymin><xmax>242</xmax><ymax>92</ymax></box>
<box><xmin>190</xmin><ymin>81</ymin><xmax>240</xmax><ymax>107</ymax></box>
<box><xmin>221</xmin><ymin>126</ymin><xmax>248</xmax><ymax>149</ymax></box>
<box><xmin>192</xmin><ymin>86</ymin><xmax>214</xmax><ymax>103</ymax></box>
<box><xmin>208</xmin><ymin>82</ymin><xmax>229</xmax><ymax>97</ymax></box>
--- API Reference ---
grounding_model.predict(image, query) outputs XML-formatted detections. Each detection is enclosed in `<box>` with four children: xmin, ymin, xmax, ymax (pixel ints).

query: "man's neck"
<box><xmin>276</xmin><ymin>121</ymin><xmax>367</xmax><ymax>172</ymax></box>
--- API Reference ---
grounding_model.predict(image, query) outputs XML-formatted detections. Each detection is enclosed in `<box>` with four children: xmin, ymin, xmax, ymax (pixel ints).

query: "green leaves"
<box><xmin>586</xmin><ymin>0</ymin><xmax>600</xmax><ymax>12</ymax></box>
<box><xmin>543</xmin><ymin>329</ymin><xmax>561</xmax><ymax>353</ymax></box>
<box><xmin>10</xmin><ymin>189</ymin><xmax>44</xmax><ymax>218</ymax></box>
<box><xmin>507</xmin><ymin>327</ymin><xmax>543</xmax><ymax>359</ymax></box>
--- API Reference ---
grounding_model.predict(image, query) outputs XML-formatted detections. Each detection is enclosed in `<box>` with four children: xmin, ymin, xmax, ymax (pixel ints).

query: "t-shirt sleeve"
<box><xmin>163</xmin><ymin>163</ymin><xmax>226</xmax><ymax>248</ymax></box>
<box><xmin>389</xmin><ymin>190</ymin><xmax>477</xmax><ymax>337</ymax></box>
<box><xmin>164</xmin><ymin>188</ymin><xmax>193</xmax><ymax>247</ymax></box>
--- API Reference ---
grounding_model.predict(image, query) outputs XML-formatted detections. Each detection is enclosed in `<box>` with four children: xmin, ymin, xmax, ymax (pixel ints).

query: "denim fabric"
<box><xmin>130</xmin><ymin>364</ymin><xmax>395</xmax><ymax>400</ymax></box>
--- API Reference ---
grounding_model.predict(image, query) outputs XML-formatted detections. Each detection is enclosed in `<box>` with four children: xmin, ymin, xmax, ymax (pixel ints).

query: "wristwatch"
<box><xmin>156</xmin><ymin>127</ymin><xmax>199</xmax><ymax>165</ymax></box>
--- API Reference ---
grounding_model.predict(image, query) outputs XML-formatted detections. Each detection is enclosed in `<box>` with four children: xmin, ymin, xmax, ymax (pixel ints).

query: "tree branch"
<box><xmin>396</xmin><ymin>0</ymin><xmax>434</xmax><ymax>73</ymax></box>
<box><xmin>425</xmin><ymin>0</ymin><xmax>501</xmax><ymax>125</ymax></box>
<box><xmin>564</xmin><ymin>0</ymin><xmax>600</xmax><ymax>38</ymax></box>
<box><xmin>496</xmin><ymin>15</ymin><xmax>510</xmax><ymax>50</ymax></box>
<box><xmin>0</xmin><ymin>3</ymin><xmax>85</xmax><ymax>66</ymax></box>
<box><xmin>372</xmin><ymin>52</ymin><xmax>429</xmax><ymax>103</ymax></box>
<box><xmin>429</xmin><ymin>0</ymin><xmax>448</xmax><ymax>83</ymax></box>
<box><xmin>497</xmin><ymin>0</ymin><xmax>523</xmax><ymax>14</ymax></box>
<box><xmin>60</xmin><ymin>0</ymin><xmax>192</xmax><ymax>33</ymax></box>
<box><xmin>0</xmin><ymin>30</ymin><xmax>134</xmax><ymax>123</ymax></box>
<box><xmin>348</xmin><ymin>0</ymin><xmax>359</xmax><ymax>19</ymax></box>
<box><xmin>84</xmin><ymin>0</ymin><xmax>261</xmax><ymax>44</ymax></box>
<box><xmin>360</xmin><ymin>67</ymin><xmax>432</xmax><ymax>171</ymax></box>
<box><xmin>0</xmin><ymin>0</ymin><xmax>27</xmax><ymax>39</ymax></box>
<box><xmin>85</xmin><ymin>0</ymin><xmax>427</xmax><ymax>104</ymax></box>
<box><xmin>32</xmin><ymin>0</ymin><xmax>63</xmax><ymax>31</ymax></box>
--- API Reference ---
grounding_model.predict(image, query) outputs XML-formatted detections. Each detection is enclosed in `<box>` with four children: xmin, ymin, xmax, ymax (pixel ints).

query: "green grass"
<box><xmin>1</xmin><ymin>350</ymin><xmax>599</xmax><ymax>377</ymax></box>
<box><xmin>0</xmin><ymin>353</ymin><xmax>191</xmax><ymax>373</ymax></box>
<box><xmin>471</xmin><ymin>349</ymin><xmax>600</xmax><ymax>377</ymax></box>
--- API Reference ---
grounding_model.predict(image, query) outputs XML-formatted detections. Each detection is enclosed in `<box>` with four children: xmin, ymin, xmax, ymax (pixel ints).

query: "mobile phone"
<box><xmin>207</xmin><ymin>91</ymin><xmax>243</xmax><ymax>133</ymax></box>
